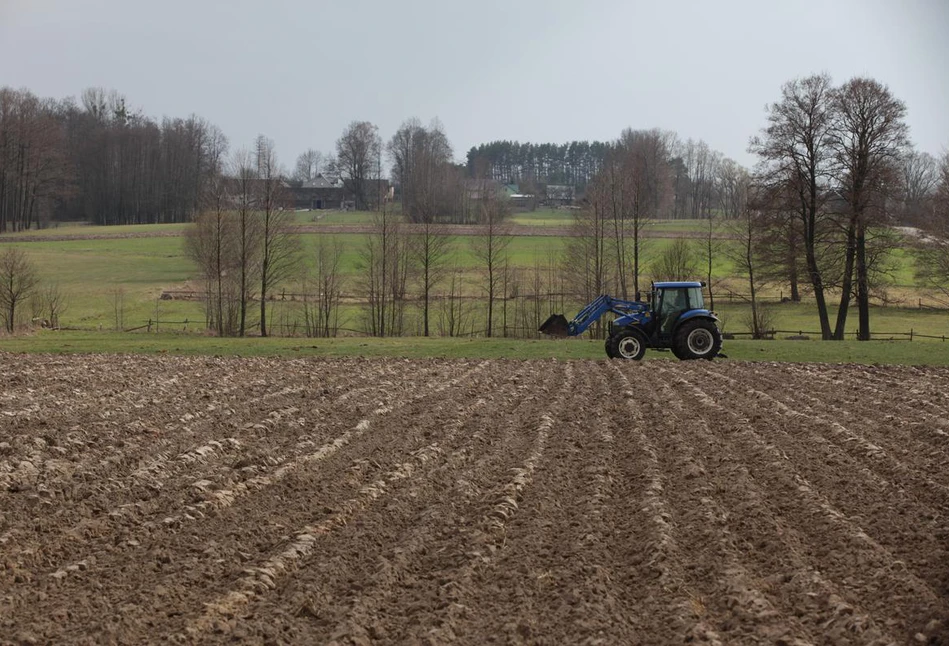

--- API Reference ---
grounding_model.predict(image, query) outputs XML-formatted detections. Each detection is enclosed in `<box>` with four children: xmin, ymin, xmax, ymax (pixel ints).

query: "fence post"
<box><xmin>147</xmin><ymin>319</ymin><xmax>152</xmax><ymax>333</ymax></box>
<box><xmin>910</xmin><ymin>328</ymin><xmax>914</xmax><ymax>341</ymax></box>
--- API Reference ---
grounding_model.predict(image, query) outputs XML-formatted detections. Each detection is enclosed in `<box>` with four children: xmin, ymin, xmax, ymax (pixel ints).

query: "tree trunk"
<box><xmin>804</xmin><ymin>233</ymin><xmax>831</xmax><ymax>339</ymax></box>
<box><xmin>259</xmin><ymin>262</ymin><xmax>268</xmax><ymax>338</ymax></box>
<box><xmin>749</xmin><ymin>270</ymin><xmax>759</xmax><ymax>338</ymax></box>
<box><xmin>707</xmin><ymin>219</ymin><xmax>715</xmax><ymax>311</ymax></box>
<box><xmin>833</xmin><ymin>219</ymin><xmax>857</xmax><ymax>340</ymax></box>
<box><xmin>486</xmin><ymin>263</ymin><xmax>494</xmax><ymax>338</ymax></box>
<box><xmin>633</xmin><ymin>219</ymin><xmax>640</xmax><ymax>299</ymax></box>
<box><xmin>856</xmin><ymin>222</ymin><xmax>870</xmax><ymax>340</ymax></box>
<box><xmin>423</xmin><ymin>260</ymin><xmax>430</xmax><ymax>337</ymax></box>
<box><xmin>788</xmin><ymin>234</ymin><xmax>800</xmax><ymax>302</ymax></box>
<box><xmin>239</xmin><ymin>267</ymin><xmax>247</xmax><ymax>337</ymax></box>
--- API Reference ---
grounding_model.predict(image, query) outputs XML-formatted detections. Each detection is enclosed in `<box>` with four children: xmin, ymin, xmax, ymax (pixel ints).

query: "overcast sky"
<box><xmin>2</xmin><ymin>0</ymin><xmax>947</xmax><ymax>169</ymax></box>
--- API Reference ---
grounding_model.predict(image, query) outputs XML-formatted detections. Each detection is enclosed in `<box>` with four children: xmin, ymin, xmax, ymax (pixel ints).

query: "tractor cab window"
<box><xmin>688</xmin><ymin>287</ymin><xmax>704</xmax><ymax>310</ymax></box>
<box><xmin>659</xmin><ymin>288</ymin><xmax>688</xmax><ymax>334</ymax></box>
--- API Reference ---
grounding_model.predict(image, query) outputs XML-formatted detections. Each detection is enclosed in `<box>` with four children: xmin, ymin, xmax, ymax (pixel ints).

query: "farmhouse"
<box><xmin>291</xmin><ymin>174</ymin><xmax>347</xmax><ymax>210</ymax></box>
<box><xmin>289</xmin><ymin>176</ymin><xmax>394</xmax><ymax>211</ymax></box>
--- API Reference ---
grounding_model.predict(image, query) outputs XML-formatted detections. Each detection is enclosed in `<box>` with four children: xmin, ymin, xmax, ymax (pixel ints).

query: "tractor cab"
<box><xmin>650</xmin><ymin>282</ymin><xmax>708</xmax><ymax>339</ymax></box>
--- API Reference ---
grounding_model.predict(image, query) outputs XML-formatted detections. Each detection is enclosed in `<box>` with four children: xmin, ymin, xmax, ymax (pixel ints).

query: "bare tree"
<box><xmin>336</xmin><ymin>121</ymin><xmax>381</xmax><ymax>210</ymax></box>
<box><xmin>231</xmin><ymin>149</ymin><xmax>262</xmax><ymax>336</ymax></box>
<box><xmin>563</xmin><ymin>196</ymin><xmax>615</xmax><ymax>334</ymax></box>
<box><xmin>829</xmin><ymin>77</ymin><xmax>908</xmax><ymax>341</ymax></box>
<box><xmin>389</xmin><ymin>118</ymin><xmax>423</xmax><ymax>209</ymax></box>
<box><xmin>714</xmin><ymin>159</ymin><xmax>757</xmax><ymax>306</ymax></box>
<box><xmin>389</xmin><ymin>118</ymin><xmax>454</xmax><ymax>220</ymax></box>
<box><xmin>592</xmin><ymin>152</ymin><xmax>632</xmax><ymax>299</ymax></box>
<box><xmin>31</xmin><ymin>281</ymin><xmax>67</xmax><ymax>328</ymax></box>
<box><xmin>0</xmin><ymin>248</ymin><xmax>39</xmax><ymax>332</ymax></box>
<box><xmin>360</xmin><ymin>201</ymin><xmax>408</xmax><ymax>336</ymax></box>
<box><xmin>471</xmin><ymin>182</ymin><xmax>511</xmax><ymax>337</ymax></box>
<box><xmin>727</xmin><ymin>172</ymin><xmax>771</xmax><ymax>338</ymax></box>
<box><xmin>185</xmin><ymin>173</ymin><xmax>239</xmax><ymax>335</ymax></box>
<box><xmin>683</xmin><ymin>139</ymin><xmax>720</xmax><ymax>219</ymax></box>
<box><xmin>587</xmin><ymin>129</ymin><xmax>674</xmax><ymax>301</ymax></box>
<box><xmin>302</xmin><ymin>237</ymin><xmax>344</xmax><ymax>338</ymax></box>
<box><xmin>621</xmin><ymin>129</ymin><xmax>674</xmax><ymax>296</ymax></box>
<box><xmin>750</xmin><ymin>184</ymin><xmax>806</xmax><ymax>303</ymax></box>
<box><xmin>913</xmin><ymin>152</ymin><xmax>949</xmax><ymax>300</ymax></box>
<box><xmin>650</xmin><ymin>238</ymin><xmax>699</xmax><ymax>282</ymax></box>
<box><xmin>437</xmin><ymin>265</ymin><xmax>471</xmax><ymax>337</ymax></box>
<box><xmin>0</xmin><ymin>86</ymin><xmax>228</xmax><ymax>230</ymax></box>
<box><xmin>899</xmin><ymin>150</ymin><xmax>939</xmax><ymax>227</ymax></box>
<box><xmin>388</xmin><ymin>118</ymin><xmax>455</xmax><ymax>336</ymax></box>
<box><xmin>255</xmin><ymin>137</ymin><xmax>300</xmax><ymax>337</ymax></box>
<box><xmin>939</xmin><ymin>151</ymin><xmax>949</xmax><ymax>219</ymax></box>
<box><xmin>750</xmin><ymin>74</ymin><xmax>837</xmax><ymax>339</ymax></box>
<box><xmin>293</xmin><ymin>148</ymin><xmax>323</xmax><ymax>183</ymax></box>
<box><xmin>109</xmin><ymin>286</ymin><xmax>126</xmax><ymax>331</ymax></box>
<box><xmin>412</xmin><ymin>220</ymin><xmax>451</xmax><ymax>337</ymax></box>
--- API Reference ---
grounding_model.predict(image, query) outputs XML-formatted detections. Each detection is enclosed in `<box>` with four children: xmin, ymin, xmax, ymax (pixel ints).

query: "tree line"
<box><xmin>464</xmin><ymin>135</ymin><xmax>779</xmax><ymax>223</ymax></box>
<box><xmin>0</xmin><ymin>87</ymin><xmax>226</xmax><ymax>232</ymax></box>
<box><xmin>465</xmin><ymin>140</ymin><xmax>611</xmax><ymax>189</ymax></box>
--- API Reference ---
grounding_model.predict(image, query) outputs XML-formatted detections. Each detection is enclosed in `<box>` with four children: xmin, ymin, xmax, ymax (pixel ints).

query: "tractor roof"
<box><xmin>653</xmin><ymin>281</ymin><xmax>704</xmax><ymax>289</ymax></box>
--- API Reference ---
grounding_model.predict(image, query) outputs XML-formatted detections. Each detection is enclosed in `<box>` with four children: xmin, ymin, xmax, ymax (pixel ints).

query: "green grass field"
<box><xmin>0</xmin><ymin>214</ymin><xmax>942</xmax><ymax>359</ymax></box>
<box><xmin>0</xmin><ymin>230</ymin><xmax>569</xmax><ymax>329</ymax></box>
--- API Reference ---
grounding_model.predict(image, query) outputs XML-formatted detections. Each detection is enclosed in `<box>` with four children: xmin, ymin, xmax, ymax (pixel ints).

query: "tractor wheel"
<box><xmin>605</xmin><ymin>334</ymin><xmax>618</xmax><ymax>359</ymax></box>
<box><xmin>672</xmin><ymin>319</ymin><xmax>722</xmax><ymax>360</ymax></box>
<box><xmin>611</xmin><ymin>329</ymin><xmax>646</xmax><ymax>361</ymax></box>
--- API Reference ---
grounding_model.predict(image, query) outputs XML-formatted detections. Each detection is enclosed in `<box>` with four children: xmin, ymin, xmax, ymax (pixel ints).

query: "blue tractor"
<box><xmin>539</xmin><ymin>281</ymin><xmax>724</xmax><ymax>360</ymax></box>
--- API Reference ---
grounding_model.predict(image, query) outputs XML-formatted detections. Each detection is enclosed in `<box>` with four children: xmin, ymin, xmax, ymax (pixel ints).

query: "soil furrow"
<box><xmin>286</xmin><ymin>379</ymin><xmax>539</xmax><ymax>645</ymax></box>
<box><xmin>604</xmin><ymin>362</ymin><xmax>732</xmax><ymax>643</ymax></box>
<box><xmin>0</xmin><ymin>359</ymin><xmax>418</xmax><ymax>575</ymax></box>
<box><xmin>713</xmin><ymin>363</ymin><xmax>949</xmax><ymax>469</ymax></box>
<box><xmin>192</xmin><ymin>366</ymin><xmax>542</xmax><ymax>644</ymax></box>
<box><xmin>650</xmin><ymin>365</ymin><xmax>894</xmax><ymax>644</ymax></box>
<box><xmin>664</xmin><ymin>365</ymin><xmax>949</xmax><ymax>644</ymax></box>
<box><xmin>1</xmin><ymin>359</ymin><xmax>490</xmax><ymax>642</ymax></box>
<box><xmin>690</xmin><ymin>364</ymin><xmax>949</xmax><ymax>596</ymax></box>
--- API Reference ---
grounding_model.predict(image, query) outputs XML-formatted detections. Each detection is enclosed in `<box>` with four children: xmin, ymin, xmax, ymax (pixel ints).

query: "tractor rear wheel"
<box><xmin>672</xmin><ymin>319</ymin><xmax>722</xmax><ymax>360</ymax></box>
<box><xmin>610</xmin><ymin>329</ymin><xmax>646</xmax><ymax>361</ymax></box>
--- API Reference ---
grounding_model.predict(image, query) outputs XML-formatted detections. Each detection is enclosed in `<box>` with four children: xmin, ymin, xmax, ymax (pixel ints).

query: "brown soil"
<box><xmin>1</xmin><ymin>354</ymin><xmax>948</xmax><ymax>645</ymax></box>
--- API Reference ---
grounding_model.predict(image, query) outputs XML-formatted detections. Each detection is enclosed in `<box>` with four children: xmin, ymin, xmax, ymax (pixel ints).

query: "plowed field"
<box><xmin>2</xmin><ymin>354</ymin><xmax>949</xmax><ymax>645</ymax></box>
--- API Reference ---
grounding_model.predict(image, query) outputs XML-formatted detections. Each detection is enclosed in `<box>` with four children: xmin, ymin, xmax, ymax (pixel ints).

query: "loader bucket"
<box><xmin>539</xmin><ymin>314</ymin><xmax>570</xmax><ymax>337</ymax></box>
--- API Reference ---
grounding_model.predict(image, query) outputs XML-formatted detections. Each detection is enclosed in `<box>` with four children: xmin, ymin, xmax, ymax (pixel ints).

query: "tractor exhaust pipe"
<box><xmin>539</xmin><ymin>314</ymin><xmax>570</xmax><ymax>337</ymax></box>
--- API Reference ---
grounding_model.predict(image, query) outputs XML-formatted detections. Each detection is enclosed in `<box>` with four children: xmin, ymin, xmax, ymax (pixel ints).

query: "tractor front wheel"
<box><xmin>672</xmin><ymin>319</ymin><xmax>722</xmax><ymax>360</ymax></box>
<box><xmin>609</xmin><ymin>329</ymin><xmax>646</xmax><ymax>361</ymax></box>
<box><xmin>605</xmin><ymin>334</ymin><xmax>618</xmax><ymax>359</ymax></box>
